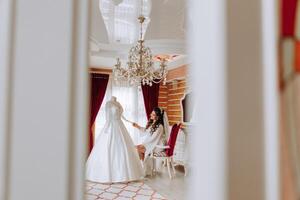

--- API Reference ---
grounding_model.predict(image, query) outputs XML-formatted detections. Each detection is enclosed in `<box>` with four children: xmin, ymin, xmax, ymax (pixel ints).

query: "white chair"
<box><xmin>150</xmin><ymin>123</ymin><xmax>181</xmax><ymax>179</ymax></box>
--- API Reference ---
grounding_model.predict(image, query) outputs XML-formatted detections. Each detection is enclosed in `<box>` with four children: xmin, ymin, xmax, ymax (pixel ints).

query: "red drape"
<box><xmin>166</xmin><ymin>124</ymin><xmax>181</xmax><ymax>157</ymax></box>
<box><xmin>281</xmin><ymin>0</ymin><xmax>298</xmax><ymax>36</ymax></box>
<box><xmin>141</xmin><ymin>82</ymin><xmax>160</xmax><ymax>120</ymax></box>
<box><xmin>89</xmin><ymin>73</ymin><xmax>109</xmax><ymax>154</ymax></box>
<box><xmin>295</xmin><ymin>42</ymin><xmax>300</xmax><ymax>72</ymax></box>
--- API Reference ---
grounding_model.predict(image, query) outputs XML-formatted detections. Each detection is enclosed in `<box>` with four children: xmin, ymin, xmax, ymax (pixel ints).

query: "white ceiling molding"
<box><xmin>89</xmin><ymin>51</ymin><xmax>189</xmax><ymax>70</ymax></box>
<box><xmin>90</xmin><ymin>38</ymin><xmax>186</xmax><ymax>56</ymax></box>
<box><xmin>89</xmin><ymin>55</ymin><xmax>189</xmax><ymax>70</ymax></box>
<box><xmin>89</xmin><ymin>36</ymin><xmax>101</xmax><ymax>51</ymax></box>
<box><xmin>89</xmin><ymin>37</ymin><xmax>187</xmax><ymax>69</ymax></box>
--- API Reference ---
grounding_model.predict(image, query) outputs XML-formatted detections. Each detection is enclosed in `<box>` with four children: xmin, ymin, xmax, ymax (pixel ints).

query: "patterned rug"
<box><xmin>85</xmin><ymin>181</ymin><xmax>167</xmax><ymax>200</ymax></box>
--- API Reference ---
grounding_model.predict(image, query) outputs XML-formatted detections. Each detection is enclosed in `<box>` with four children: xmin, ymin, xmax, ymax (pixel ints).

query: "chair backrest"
<box><xmin>166</xmin><ymin>123</ymin><xmax>181</xmax><ymax>157</ymax></box>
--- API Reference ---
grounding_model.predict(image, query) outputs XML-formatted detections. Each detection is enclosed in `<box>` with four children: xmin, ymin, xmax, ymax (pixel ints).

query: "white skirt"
<box><xmin>86</xmin><ymin>120</ymin><xmax>144</xmax><ymax>183</ymax></box>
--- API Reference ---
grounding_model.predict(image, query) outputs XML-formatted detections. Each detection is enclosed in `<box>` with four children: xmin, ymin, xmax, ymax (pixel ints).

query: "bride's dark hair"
<box><xmin>146</xmin><ymin>107</ymin><xmax>164</xmax><ymax>134</ymax></box>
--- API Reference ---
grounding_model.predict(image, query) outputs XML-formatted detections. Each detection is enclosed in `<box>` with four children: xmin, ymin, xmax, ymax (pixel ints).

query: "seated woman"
<box><xmin>133</xmin><ymin>107</ymin><xmax>168</xmax><ymax>174</ymax></box>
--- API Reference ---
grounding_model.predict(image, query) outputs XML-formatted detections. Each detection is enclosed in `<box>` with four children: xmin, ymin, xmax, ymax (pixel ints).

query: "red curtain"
<box><xmin>281</xmin><ymin>0</ymin><xmax>297</xmax><ymax>36</ymax></box>
<box><xmin>166</xmin><ymin>124</ymin><xmax>181</xmax><ymax>157</ymax></box>
<box><xmin>141</xmin><ymin>82</ymin><xmax>160</xmax><ymax>120</ymax></box>
<box><xmin>295</xmin><ymin>42</ymin><xmax>300</xmax><ymax>72</ymax></box>
<box><xmin>89</xmin><ymin>73</ymin><xmax>109</xmax><ymax>154</ymax></box>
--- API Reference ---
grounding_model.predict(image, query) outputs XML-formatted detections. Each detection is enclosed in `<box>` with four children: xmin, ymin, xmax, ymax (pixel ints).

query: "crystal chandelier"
<box><xmin>113</xmin><ymin>15</ymin><xmax>168</xmax><ymax>86</ymax></box>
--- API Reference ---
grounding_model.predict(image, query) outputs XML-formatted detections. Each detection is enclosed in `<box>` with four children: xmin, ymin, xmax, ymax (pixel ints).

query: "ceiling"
<box><xmin>89</xmin><ymin>0</ymin><xmax>188</xmax><ymax>69</ymax></box>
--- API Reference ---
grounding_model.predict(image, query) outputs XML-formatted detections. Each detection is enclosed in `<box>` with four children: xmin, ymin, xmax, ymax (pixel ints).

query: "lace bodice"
<box><xmin>105</xmin><ymin>100</ymin><xmax>123</xmax><ymax>121</ymax></box>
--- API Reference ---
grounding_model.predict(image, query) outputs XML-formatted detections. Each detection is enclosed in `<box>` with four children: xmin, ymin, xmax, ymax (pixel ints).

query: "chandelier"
<box><xmin>113</xmin><ymin>14</ymin><xmax>168</xmax><ymax>86</ymax></box>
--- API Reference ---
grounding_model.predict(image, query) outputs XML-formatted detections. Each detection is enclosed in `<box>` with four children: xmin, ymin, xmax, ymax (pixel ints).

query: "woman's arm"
<box><xmin>132</xmin><ymin>123</ymin><xmax>146</xmax><ymax>132</ymax></box>
<box><xmin>142</xmin><ymin>125</ymin><xmax>163</xmax><ymax>150</ymax></box>
<box><xmin>121</xmin><ymin>115</ymin><xmax>146</xmax><ymax>131</ymax></box>
<box><xmin>121</xmin><ymin>115</ymin><xmax>133</xmax><ymax>123</ymax></box>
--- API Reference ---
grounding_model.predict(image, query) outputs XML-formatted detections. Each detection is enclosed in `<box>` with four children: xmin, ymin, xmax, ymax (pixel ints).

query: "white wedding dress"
<box><xmin>86</xmin><ymin>98</ymin><xmax>144</xmax><ymax>183</ymax></box>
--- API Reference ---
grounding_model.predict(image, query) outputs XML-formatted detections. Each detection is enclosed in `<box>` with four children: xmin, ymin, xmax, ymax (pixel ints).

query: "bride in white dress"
<box><xmin>86</xmin><ymin>96</ymin><xmax>144</xmax><ymax>183</ymax></box>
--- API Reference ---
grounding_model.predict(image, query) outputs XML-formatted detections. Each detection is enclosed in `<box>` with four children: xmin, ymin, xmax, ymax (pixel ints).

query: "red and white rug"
<box><xmin>85</xmin><ymin>181</ymin><xmax>167</xmax><ymax>200</ymax></box>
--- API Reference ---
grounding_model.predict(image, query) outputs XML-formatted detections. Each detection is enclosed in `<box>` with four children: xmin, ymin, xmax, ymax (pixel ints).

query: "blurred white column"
<box><xmin>0</xmin><ymin>0</ymin><xmax>14</xmax><ymax>199</ymax></box>
<box><xmin>188</xmin><ymin>0</ymin><xmax>278</xmax><ymax>199</ymax></box>
<box><xmin>0</xmin><ymin>0</ymin><xmax>90</xmax><ymax>200</ymax></box>
<box><xmin>261</xmin><ymin>0</ymin><xmax>279</xmax><ymax>200</ymax></box>
<box><xmin>187</xmin><ymin>0</ymin><xmax>227</xmax><ymax>200</ymax></box>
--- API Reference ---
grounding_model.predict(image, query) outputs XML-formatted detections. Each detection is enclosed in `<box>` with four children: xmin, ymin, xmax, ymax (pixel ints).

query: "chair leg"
<box><xmin>151</xmin><ymin>158</ymin><xmax>155</xmax><ymax>176</ymax></box>
<box><xmin>166</xmin><ymin>158</ymin><xmax>172</xmax><ymax>179</ymax></box>
<box><xmin>184</xmin><ymin>165</ymin><xmax>188</xmax><ymax>176</ymax></box>
<box><xmin>171</xmin><ymin>157</ymin><xmax>176</xmax><ymax>176</ymax></box>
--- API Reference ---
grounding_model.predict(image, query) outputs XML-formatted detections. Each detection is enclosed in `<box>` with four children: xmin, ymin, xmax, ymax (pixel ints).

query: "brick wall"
<box><xmin>158</xmin><ymin>65</ymin><xmax>188</xmax><ymax>125</ymax></box>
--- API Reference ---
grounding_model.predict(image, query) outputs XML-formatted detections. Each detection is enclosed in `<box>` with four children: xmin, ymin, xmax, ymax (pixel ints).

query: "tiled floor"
<box><xmin>85</xmin><ymin>166</ymin><xmax>186</xmax><ymax>200</ymax></box>
<box><xmin>85</xmin><ymin>181</ymin><xmax>167</xmax><ymax>200</ymax></box>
